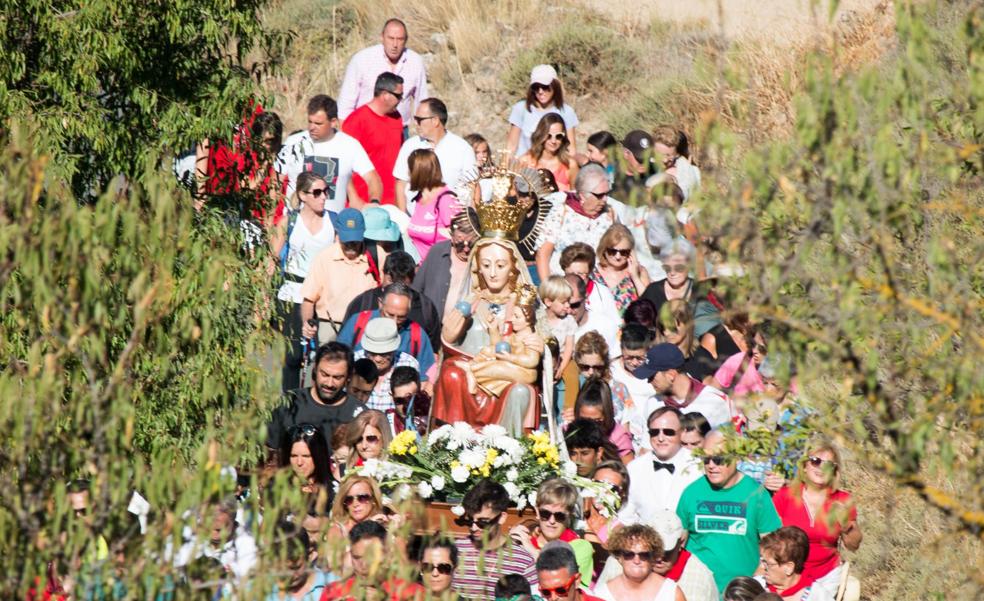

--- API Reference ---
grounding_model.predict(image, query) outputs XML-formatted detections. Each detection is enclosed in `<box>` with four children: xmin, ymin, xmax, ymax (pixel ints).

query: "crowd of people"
<box><xmin>53</xmin><ymin>16</ymin><xmax>865</xmax><ymax>601</ymax></box>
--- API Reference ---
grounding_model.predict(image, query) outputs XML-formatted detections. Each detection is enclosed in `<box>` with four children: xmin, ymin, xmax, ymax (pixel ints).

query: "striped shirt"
<box><xmin>453</xmin><ymin>537</ymin><xmax>539</xmax><ymax>601</ymax></box>
<box><xmin>353</xmin><ymin>350</ymin><xmax>419</xmax><ymax>418</ymax></box>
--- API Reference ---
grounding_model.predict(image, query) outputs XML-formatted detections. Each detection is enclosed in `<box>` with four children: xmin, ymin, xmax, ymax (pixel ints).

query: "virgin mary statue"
<box><xmin>431</xmin><ymin>158</ymin><xmax>554</xmax><ymax>438</ymax></box>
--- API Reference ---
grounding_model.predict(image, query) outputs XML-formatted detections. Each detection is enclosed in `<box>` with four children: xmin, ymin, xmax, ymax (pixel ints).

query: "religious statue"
<box><xmin>432</xmin><ymin>157</ymin><xmax>554</xmax><ymax>437</ymax></box>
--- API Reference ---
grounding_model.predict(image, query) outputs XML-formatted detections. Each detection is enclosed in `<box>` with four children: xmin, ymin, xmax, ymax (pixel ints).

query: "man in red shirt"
<box><xmin>343</xmin><ymin>72</ymin><xmax>405</xmax><ymax>205</ymax></box>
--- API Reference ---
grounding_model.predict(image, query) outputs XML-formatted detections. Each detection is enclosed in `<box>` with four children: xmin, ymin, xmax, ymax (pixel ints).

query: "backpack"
<box><xmin>352</xmin><ymin>310</ymin><xmax>422</xmax><ymax>357</ymax></box>
<box><xmin>279</xmin><ymin>209</ymin><xmax>337</xmax><ymax>272</ymax></box>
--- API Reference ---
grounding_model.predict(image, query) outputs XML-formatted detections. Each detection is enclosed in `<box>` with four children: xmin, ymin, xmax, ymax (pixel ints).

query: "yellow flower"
<box><xmin>451</xmin><ymin>460</ymin><xmax>460</xmax><ymax>468</ymax></box>
<box><xmin>409</xmin><ymin>445</ymin><xmax>418</xmax><ymax>455</ymax></box>
<box><xmin>388</xmin><ymin>430</ymin><xmax>417</xmax><ymax>456</ymax></box>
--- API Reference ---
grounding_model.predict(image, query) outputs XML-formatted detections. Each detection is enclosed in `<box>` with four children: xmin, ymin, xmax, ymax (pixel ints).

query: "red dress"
<box><xmin>772</xmin><ymin>485</ymin><xmax>857</xmax><ymax>582</ymax></box>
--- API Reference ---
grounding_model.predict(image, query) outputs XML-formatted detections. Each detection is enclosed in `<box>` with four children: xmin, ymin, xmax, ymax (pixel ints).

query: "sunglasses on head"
<box><xmin>531</xmin><ymin>83</ymin><xmax>552</xmax><ymax>93</ymax></box>
<box><xmin>540</xmin><ymin>573</ymin><xmax>579</xmax><ymax>599</ymax></box>
<box><xmin>290</xmin><ymin>423</ymin><xmax>318</xmax><ymax>437</ymax></box>
<box><xmin>360</xmin><ymin>434</ymin><xmax>380</xmax><ymax>444</ymax></box>
<box><xmin>662</xmin><ymin>263</ymin><xmax>690</xmax><ymax>274</ymax></box>
<box><xmin>648</xmin><ymin>427</ymin><xmax>678</xmax><ymax>438</ymax></box>
<box><xmin>606</xmin><ymin>247</ymin><xmax>631</xmax><ymax>258</ymax></box>
<box><xmin>343</xmin><ymin>493</ymin><xmax>373</xmax><ymax>507</ymax></box>
<box><xmin>454</xmin><ymin>513</ymin><xmax>502</xmax><ymax>529</ymax></box>
<box><xmin>306</xmin><ymin>188</ymin><xmax>328</xmax><ymax>198</ymax></box>
<box><xmin>702</xmin><ymin>455</ymin><xmax>733</xmax><ymax>466</ymax></box>
<box><xmin>537</xmin><ymin>509</ymin><xmax>568</xmax><ymax>524</ymax></box>
<box><xmin>421</xmin><ymin>562</ymin><xmax>454</xmax><ymax>575</ymax></box>
<box><xmin>617</xmin><ymin>549</ymin><xmax>656</xmax><ymax>562</ymax></box>
<box><xmin>807</xmin><ymin>455</ymin><xmax>837</xmax><ymax>469</ymax></box>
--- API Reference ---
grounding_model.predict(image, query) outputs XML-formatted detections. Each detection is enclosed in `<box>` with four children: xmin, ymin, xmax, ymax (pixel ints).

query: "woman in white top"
<box><xmin>593</xmin><ymin>524</ymin><xmax>686</xmax><ymax>601</ymax></box>
<box><xmin>506</xmin><ymin>64</ymin><xmax>579</xmax><ymax>156</ymax></box>
<box><xmin>270</xmin><ymin>172</ymin><xmax>336</xmax><ymax>391</ymax></box>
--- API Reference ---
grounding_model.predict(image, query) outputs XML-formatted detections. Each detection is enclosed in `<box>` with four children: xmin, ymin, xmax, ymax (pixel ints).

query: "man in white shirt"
<box><xmin>275</xmin><ymin>95</ymin><xmax>382</xmax><ymax>211</ymax></box>
<box><xmin>622</xmin><ymin>406</ymin><xmax>701</xmax><ymax>523</ymax></box>
<box><xmin>392</xmin><ymin>98</ymin><xmax>476</xmax><ymax>212</ymax></box>
<box><xmin>172</xmin><ymin>498</ymin><xmax>257</xmax><ymax>583</ymax></box>
<box><xmin>629</xmin><ymin>344</ymin><xmax>734</xmax><ymax>442</ymax></box>
<box><xmin>565</xmin><ymin>274</ymin><xmax>619</xmax><ymax>358</ymax></box>
<box><xmin>337</xmin><ymin>18</ymin><xmax>428</xmax><ymax>127</ymax></box>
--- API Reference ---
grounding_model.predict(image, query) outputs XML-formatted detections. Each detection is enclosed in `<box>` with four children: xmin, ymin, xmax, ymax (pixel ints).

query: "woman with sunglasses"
<box><xmin>640</xmin><ymin>239</ymin><xmax>699</xmax><ymax>319</ymax></box>
<box><xmin>709</xmin><ymin>322</ymin><xmax>773</xmax><ymax>399</ymax></box>
<box><xmin>344</xmin><ymin>410</ymin><xmax>392</xmax><ymax>469</ymax></box>
<box><xmin>592</xmin><ymin>224</ymin><xmax>650</xmax><ymax>312</ymax></box>
<box><xmin>519</xmin><ymin>114</ymin><xmax>579</xmax><ymax>192</ymax></box>
<box><xmin>771</xmin><ymin>438</ymin><xmax>861</xmax><ymax>597</ymax></box>
<box><xmin>418</xmin><ymin>537</ymin><xmax>463</xmax><ymax>600</ymax></box>
<box><xmin>756</xmin><ymin>526</ymin><xmax>835</xmax><ymax>601</ymax></box>
<box><xmin>270</xmin><ymin>171</ymin><xmax>336</xmax><ymax>391</ymax></box>
<box><xmin>570</xmin><ymin>333</ymin><xmax>632</xmax><ymax>427</ymax></box>
<box><xmin>510</xmin><ymin>478</ymin><xmax>594</xmax><ymax>587</ymax></box>
<box><xmin>507</xmin><ymin>64</ymin><xmax>579</xmax><ymax>157</ymax></box>
<box><xmin>593</xmin><ymin>524</ymin><xmax>685</xmax><ymax>601</ymax></box>
<box><xmin>326</xmin><ymin>475</ymin><xmax>394</xmax><ymax>547</ymax></box>
<box><xmin>279</xmin><ymin>423</ymin><xmax>334</xmax><ymax>499</ymax></box>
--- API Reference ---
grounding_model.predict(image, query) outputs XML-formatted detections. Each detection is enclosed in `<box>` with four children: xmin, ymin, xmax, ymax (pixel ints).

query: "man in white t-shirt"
<box><xmin>276</xmin><ymin>94</ymin><xmax>382</xmax><ymax>212</ymax></box>
<box><xmin>392</xmin><ymin>98</ymin><xmax>475</xmax><ymax>213</ymax></box>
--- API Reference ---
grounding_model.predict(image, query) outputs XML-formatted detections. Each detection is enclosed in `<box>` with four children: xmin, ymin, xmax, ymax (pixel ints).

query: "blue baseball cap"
<box><xmin>333</xmin><ymin>208</ymin><xmax>366</xmax><ymax>243</ymax></box>
<box><xmin>632</xmin><ymin>343</ymin><xmax>686</xmax><ymax>381</ymax></box>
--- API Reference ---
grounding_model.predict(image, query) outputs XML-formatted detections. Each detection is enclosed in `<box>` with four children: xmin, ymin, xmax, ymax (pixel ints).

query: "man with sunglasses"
<box><xmin>535</xmin><ymin>541</ymin><xmax>605</xmax><ymax>601</ymax></box>
<box><xmin>390</xmin><ymin>366</ymin><xmax>430</xmax><ymax>435</ymax></box>
<box><xmin>350</xmin><ymin>318</ymin><xmax>419</xmax><ymax>428</ymax></box>
<box><xmin>622</xmin><ymin>406</ymin><xmax>702</xmax><ymax>527</ymax></box>
<box><xmin>413</xmin><ymin>211</ymin><xmax>479</xmax><ymax>319</ymax></box>
<box><xmin>392</xmin><ymin>97</ymin><xmax>475</xmax><ymax>212</ymax></box>
<box><xmin>565</xmin><ymin>274</ymin><xmax>618</xmax><ymax>357</ymax></box>
<box><xmin>452</xmin><ymin>479</ymin><xmax>538</xmax><ymax>600</ymax></box>
<box><xmin>612</xmin><ymin>130</ymin><xmax>659</xmax><ymax>207</ymax></box>
<box><xmin>676</xmin><ymin>431</ymin><xmax>782</xmax><ymax>596</ymax></box>
<box><xmin>342</xmin><ymin>72</ymin><xmax>405</xmax><ymax>205</ymax></box>
<box><xmin>610</xmin><ymin>324</ymin><xmax>658</xmax><ymax>420</ymax></box>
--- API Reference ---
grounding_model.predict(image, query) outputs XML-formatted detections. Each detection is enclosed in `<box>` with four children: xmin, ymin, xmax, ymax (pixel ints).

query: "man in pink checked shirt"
<box><xmin>338</xmin><ymin>18</ymin><xmax>429</xmax><ymax>129</ymax></box>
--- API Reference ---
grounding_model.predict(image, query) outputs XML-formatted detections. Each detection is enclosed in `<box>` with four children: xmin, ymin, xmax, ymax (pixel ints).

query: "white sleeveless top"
<box><xmin>592</xmin><ymin>577</ymin><xmax>678</xmax><ymax>601</ymax></box>
<box><xmin>277</xmin><ymin>212</ymin><xmax>335</xmax><ymax>303</ymax></box>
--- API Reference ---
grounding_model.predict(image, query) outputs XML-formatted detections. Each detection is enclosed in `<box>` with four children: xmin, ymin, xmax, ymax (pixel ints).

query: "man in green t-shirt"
<box><xmin>676</xmin><ymin>431</ymin><xmax>782</xmax><ymax>597</ymax></box>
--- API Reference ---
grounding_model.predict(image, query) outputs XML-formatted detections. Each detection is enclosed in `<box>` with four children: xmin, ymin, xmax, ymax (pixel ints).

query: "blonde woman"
<box><xmin>344</xmin><ymin>410</ymin><xmax>392</xmax><ymax>469</ymax></box>
<box><xmin>592</xmin><ymin>224</ymin><xmax>650</xmax><ymax>312</ymax></box>
<box><xmin>771</xmin><ymin>438</ymin><xmax>861</xmax><ymax>597</ymax></box>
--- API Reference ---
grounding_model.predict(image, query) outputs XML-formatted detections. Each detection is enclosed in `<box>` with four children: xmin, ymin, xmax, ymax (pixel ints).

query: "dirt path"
<box><xmin>582</xmin><ymin>0</ymin><xmax>888</xmax><ymax>43</ymax></box>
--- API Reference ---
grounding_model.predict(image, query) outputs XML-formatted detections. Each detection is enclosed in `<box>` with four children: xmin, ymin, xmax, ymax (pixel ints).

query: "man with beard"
<box><xmin>266</xmin><ymin>342</ymin><xmax>364</xmax><ymax>465</ymax></box>
<box><xmin>452</xmin><ymin>479</ymin><xmax>539</xmax><ymax>601</ymax></box>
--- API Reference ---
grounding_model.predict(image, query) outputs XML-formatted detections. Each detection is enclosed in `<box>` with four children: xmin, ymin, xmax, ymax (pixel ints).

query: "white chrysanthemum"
<box><xmin>395</xmin><ymin>484</ymin><xmax>412</xmax><ymax>500</ymax></box>
<box><xmin>503</xmin><ymin>482</ymin><xmax>520</xmax><ymax>500</ymax></box>
<box><xmin>481</xmin><ymin>424</ymin><xmax>507</xmax><ymax>439</ymax></box>
<box><xmin>516</xmin><ymin>496</ymin><xmax>528</xmax><ymax>511</ymax></box>
<box><xmin>562</xmin><ymin>461</ymin><xmax>578</xmax><ymax>476</ymax></box>
<box><xmin>451</xmin><ymin>465</ymin><xmax>470</xmax><ymax>483</ymax></box>
<box><xmin>493</xmin><ymin>455</ymin><xmax>508</xmax><ymax>468</ymax></box>
<box><xmin>506</xmin><ymin>468</ymin><xmax>519</xmax><ymax>481</ymax></box>
<box><xmin>360</xmin><ymin>458</ymin><xmax>379</xmax><ymax>478</ymax></box>
<box><xmin>527</xmin><ymin>491</ymin><xmax>537</xmax><ymax>507</ymax></box>
<box><xmin>427</xmin><ymin>424</ymin><xmax>453</xmax><ymax>445</ymax></box>
<box><xmin>450</xmin><ymin>504</ymin><xmax>466</xmax><ymax>516</ymax></box>
<box><xmin>418</xmin><ymin>481</ymin><xmax>433</xmax><ymax>499</ymax></box>
<box><xmin>452</xmin><ymin>421</ymin><xmax>476</xmax><ymax>441</ymax></box>
<box><xmin>459</xmin><ymin>449</ymin><xmax>485</xmax><ymax>469</ymax></box>
<box><xmin>431</xmin><ymin>475</ymin><xmax>446</xmax><ymax>491</ymax></box>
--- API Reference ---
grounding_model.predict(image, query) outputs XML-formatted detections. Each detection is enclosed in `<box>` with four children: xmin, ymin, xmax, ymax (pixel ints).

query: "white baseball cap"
<box><xmin>530</xmin><ymin>64</ymin><xmax>558</xmax><ymax>86</ymax></box>
<box><xmin>647</xmin><ymin>509</ymin><xmax>685</xmax><ymax>551</ymax></box>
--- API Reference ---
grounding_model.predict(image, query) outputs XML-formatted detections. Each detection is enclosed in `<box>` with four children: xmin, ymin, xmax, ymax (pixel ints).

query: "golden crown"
<box><xmin>514</xmin><ymin>282</ymin><xmax>539</xmax><ymax>308</ymax></box>
<box><xmin>456</xmin><ymin>152</ymin><xmax>551</xmax><ymax>240</ymax></box>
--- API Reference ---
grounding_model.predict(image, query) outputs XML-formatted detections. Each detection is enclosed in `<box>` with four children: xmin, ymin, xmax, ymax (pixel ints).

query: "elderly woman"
<box><xmin>536</xmin><ymin>163</ymin><xmax>618</xmax><ymax>282</ymax></box>
<box><xmin>592</xmin><ymin>524</ymin><xmax>685</xmax><ymax>601</ymax></box>
<box><xmin>640</xmin><ymin>239</ymin><xmax>701</xmax><ymax>316</ymax></box>
<box><xmin>756</xmin><ymin>527</ymin><xmax>835</xmax><ymax>600</ymax></box>
<box><xmin>509</xmin><ymin>478</ymin><xmax>594</xmax><ymax>586</ymax></box>
<box><xmin>771</xmin><ymin>439</ymin><xmax>861</xmax><ymax>596</ymax></box>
